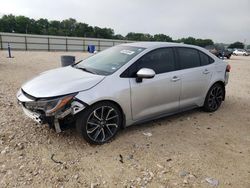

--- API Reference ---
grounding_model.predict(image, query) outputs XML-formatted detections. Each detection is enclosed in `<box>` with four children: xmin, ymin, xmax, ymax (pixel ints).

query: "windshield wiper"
<box><xmin>74</xmin><ymin>66</ymin><xmax>97</xmax><ymax>74</ymax></box>
<box><xmin>73</xmin><ymin>60</ymin><xmax>83</xmax><ymax>65</ymax></box>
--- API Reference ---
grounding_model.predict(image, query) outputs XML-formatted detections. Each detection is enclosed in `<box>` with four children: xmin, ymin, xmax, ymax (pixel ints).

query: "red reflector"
<box><xmin>226</xmin><ymin>64</ymin><xmax>231</xmax><ymax>72</ymax></box>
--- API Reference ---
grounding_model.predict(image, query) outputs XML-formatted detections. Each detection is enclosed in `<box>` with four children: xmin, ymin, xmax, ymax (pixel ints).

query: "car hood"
<box><xmin>22</xmin><ymin>66</ymin><xmax>105</xmax><ymax>98</ymax></box>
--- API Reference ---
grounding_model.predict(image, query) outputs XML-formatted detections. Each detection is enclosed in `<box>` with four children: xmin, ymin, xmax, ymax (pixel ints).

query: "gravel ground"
<box><xmin>0</xmin><ymin>51</ymin><xmax>250</xmax><ymax>188</ymax></box>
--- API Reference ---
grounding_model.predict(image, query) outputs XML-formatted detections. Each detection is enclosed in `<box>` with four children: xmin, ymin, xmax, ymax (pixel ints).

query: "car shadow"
<box><xmin>47</xmin><ymin>108</ymin><xmax>209</xmax><ymax>146</ymax></box>
<box><xmin>118</xmin><ymin>108</ymin><xmax>204</xmax><ymax>135</ymax></box>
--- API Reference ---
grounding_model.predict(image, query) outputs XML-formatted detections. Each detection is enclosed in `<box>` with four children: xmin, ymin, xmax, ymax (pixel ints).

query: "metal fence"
<box><xmin>0</xmin><ymin>32</ymin><xmax>133</xmax><ymax>52</ymax></box>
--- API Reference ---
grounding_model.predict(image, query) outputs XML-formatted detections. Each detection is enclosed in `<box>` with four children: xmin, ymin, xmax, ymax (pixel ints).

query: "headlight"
<box><xmin>24</xmin><ymin>94</ymin><xmax>76</xmax><ymax>115</ymax></box>
<box><xmin>45</xmin><ymin>95</ymin><xmax>74</xmax><ymax>115</ymax></box>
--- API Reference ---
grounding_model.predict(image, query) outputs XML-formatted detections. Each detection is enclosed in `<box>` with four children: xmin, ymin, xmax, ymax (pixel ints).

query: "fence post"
<box><xmin>7</xmin><ymin>43</ymin><xmax>12</xmax><ymax>58</ymax></box>
<box><xmin>113</xmin><ymin>41</ymin><xmax>115</xmax><ymax>46</ymax></box>
<box><xmin>66</xmin><ymin>38</ymin><xmax>68</xmax><ymax>52</ymax></box>
<box><xmin>98</xmin><ymin>40</ymin><xmax>100</xmax><ymax>51</ymax></box>
<box><xmin>83</xmin><ymin>39</ymin><xmax>85</xmax><ymax>52</ymax></box>
<box><xmin>0</xmin><ymin>34</ymin><xmax>2</xmax><ymax>50</ymax></box>
<box><xmin>48</xmin><ymin>37</ymin><xmax>50</xmax><ymax>51</ymax></box>
<box><xmin>24</xmin><ymin>36</ymin><xmax>28</xmax><ymax>51</ymax></box>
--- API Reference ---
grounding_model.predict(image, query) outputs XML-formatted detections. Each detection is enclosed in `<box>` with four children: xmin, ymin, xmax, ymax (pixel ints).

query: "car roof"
<box><xmin>121</xmin><ymin>41</ymin><xmax>200</xmax><ymax>50</ymax></box>
<box><xmin>120</xmin><ymin>41</ymin><xmax>218</xmax><ymax>59</ymax></box>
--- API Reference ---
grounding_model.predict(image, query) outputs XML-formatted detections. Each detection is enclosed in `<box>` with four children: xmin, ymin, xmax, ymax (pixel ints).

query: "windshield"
<box><xmin>74</xmin><ymin>45</ymin><xmax>145</xmax><ymax>75</ymax></box>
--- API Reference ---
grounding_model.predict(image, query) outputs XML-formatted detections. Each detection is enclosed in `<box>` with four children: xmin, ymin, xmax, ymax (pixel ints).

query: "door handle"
<box><xmin>203</xmin><ymin>69</ymin><xmax>210</xmax><ymax>74</ymax></box>
<box><xmin>171</xmin><ymin>76</ymin><xmax>180</xmax><ymax>82</ymax></box>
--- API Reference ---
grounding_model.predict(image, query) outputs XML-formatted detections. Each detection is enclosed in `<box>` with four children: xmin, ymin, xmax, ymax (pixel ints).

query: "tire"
<box><xmin>203</xmin><ymin>83</ymin><xmax>225</xmax><ymax>112</ymax></box>
<box><xmin>76</xmin><ymin>101</ymin><xmax>122</xmax><ymax>144</ymax></box>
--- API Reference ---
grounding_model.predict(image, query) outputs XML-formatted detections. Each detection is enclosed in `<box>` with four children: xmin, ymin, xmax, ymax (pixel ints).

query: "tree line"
<box><xmin>228</xmin><ymin>42</ymin><xmax>246</xmax><ymax>49</ymax></box>
<box><xmin>0</xmin><ymin>14</ymin><xmax>245</xmax><ymax>49</ymax></box>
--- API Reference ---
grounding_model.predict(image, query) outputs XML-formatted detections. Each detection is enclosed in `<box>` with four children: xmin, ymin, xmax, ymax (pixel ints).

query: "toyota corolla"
<box><xmin>17</xmin><ymin>42</ymin><xmax>230</xmax><ymax>144</ymax></box>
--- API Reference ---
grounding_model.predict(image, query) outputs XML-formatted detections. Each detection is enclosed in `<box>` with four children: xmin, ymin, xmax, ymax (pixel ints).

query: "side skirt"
<box><xmin>125</xmin><ymin>105</ymin><xmax>198</xmax><ymax>127</ymax></box>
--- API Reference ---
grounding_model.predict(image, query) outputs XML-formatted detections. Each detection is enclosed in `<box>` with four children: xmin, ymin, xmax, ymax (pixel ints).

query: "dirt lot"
<box><xmin>0</xmin><ymin>51</ymin><xmax>250</xmax><ymax>188</ymax></box>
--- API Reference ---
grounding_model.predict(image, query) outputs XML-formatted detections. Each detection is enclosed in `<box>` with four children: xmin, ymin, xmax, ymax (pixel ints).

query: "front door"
<box><xmin>128</xmin><ymin>48</ymin><xmax>181</xmax><ymax>121</ymax></box>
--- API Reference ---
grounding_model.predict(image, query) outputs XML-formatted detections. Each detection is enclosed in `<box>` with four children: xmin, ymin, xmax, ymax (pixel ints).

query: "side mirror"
<box><xmin>136</xmin><ymin>68</ymin><xmax>156</xmax><ymax>83</ymax></box>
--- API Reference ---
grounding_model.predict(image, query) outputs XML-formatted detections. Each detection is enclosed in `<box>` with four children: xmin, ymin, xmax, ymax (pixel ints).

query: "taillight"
<box><xmin>226</xmin><ymin>64</ymin><xmax>231</xmax><ymax>72</ymax></box>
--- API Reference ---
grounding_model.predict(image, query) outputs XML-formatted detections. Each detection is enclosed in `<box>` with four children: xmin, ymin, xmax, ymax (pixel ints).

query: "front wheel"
<box><xmin>203</xmin><ymin>83</ymin><xmax>225</xmax><ymax>112</ymax></box>
<box><xmin>76</xmin><ymin>101</ymin><xmax>122</xmax><ymax>144</ymax></box>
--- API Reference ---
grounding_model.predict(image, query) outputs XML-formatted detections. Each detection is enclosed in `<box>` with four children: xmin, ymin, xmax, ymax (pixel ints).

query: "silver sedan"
<box><xmin>17</xmin><ymin>42</ymin><xmax>230</xmax><ymax>144</ymax></box>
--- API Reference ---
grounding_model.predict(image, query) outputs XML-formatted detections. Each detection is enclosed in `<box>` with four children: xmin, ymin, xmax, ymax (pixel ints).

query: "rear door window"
<box><xmin>199</xmin><ymin>51</ymin><xmax>210</xmax><ymax>66</ymax></box>
<box><xmin>199</xmin><ymin>51</ymin><xmax>214</xmax><ymax>65</ymax></box>
<box><xmin>177</xmin><ymin>48</ymin><xmax>200</xmax><ymax>69</ymax></box>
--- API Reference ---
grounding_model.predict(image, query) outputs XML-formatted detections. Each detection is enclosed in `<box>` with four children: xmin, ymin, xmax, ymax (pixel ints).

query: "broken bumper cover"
<box><xmin>17</xmin><ymin>89</ymin><xmax>86</xmax><ymax>132</ymax></box>
<box><xmin>22</xmin><ymin>106</ymin><xmax>45</xmax><ymax>124</ymax></box>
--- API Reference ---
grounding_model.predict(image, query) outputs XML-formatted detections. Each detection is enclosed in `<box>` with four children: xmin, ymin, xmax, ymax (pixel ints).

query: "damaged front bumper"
<box><xmin>22</xmin><ymin>106</ymin><xmax>44</xmax><ymax>124</ymax></box>
<box><xmin>17</xmin><ymin>89</ymin><xmax>86</xmax><ymax>133</ymax></box>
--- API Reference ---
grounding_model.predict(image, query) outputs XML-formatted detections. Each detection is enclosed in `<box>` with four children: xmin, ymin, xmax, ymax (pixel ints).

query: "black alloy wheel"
<box><xmin>203</xmin><ymin>83</ymin><xmax>225</xmax><ymax>112</ymax></box>
<box><xmin>76</xmin><ymin>102</ymin><xmax>122</xmax><ymax>144</ymax></box>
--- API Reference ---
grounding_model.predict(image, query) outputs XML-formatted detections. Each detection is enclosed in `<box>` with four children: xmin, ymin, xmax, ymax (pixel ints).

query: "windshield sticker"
<box><xmin>120</xmin><ymin>50</ymin><xmax>135</xmax><ymax>55</ymax></box>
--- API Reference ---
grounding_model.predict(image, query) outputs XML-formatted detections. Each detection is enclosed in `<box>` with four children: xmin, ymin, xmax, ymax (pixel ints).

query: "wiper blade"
<box><xmin>74</xmin><ymin>66</ymin><xmax>97</xmax><ymax>74</ymax></box>
<box><xmin>72</xmin><ymin>60</ymin><xmax>83</xmax><ymax>65</ymax></box>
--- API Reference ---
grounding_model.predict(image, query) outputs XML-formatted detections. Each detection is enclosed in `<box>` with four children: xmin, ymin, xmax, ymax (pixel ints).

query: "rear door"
<box><xmin>176</xmin><ymin>47</ymin><xmax>213</xmax><ymax>109</ymax></box>
<box><xmin>128</xmin><ymin>48</ymin><xmax>181</xmax><ymax>121</ymax></box>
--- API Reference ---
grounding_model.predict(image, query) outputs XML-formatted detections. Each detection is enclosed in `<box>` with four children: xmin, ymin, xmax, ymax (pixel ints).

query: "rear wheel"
<box><xmin>203</xmin><ymin>83</ymin><xmax>225</xmax><ymax>112</ymax></box>
<box><xmin>76</xmin><ymin>101</ymin><xmax>122</xmax><ymax>144</ymax></box>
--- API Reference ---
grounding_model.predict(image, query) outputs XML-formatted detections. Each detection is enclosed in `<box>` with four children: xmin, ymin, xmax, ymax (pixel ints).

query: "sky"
<box><xmin>0</xmin><ymin>0</ymin><xmax>249</xmax><ymax>44</ymax></box>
